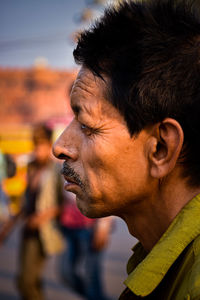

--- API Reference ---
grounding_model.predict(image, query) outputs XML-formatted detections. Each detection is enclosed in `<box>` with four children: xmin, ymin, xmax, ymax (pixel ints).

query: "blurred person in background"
<box><xmin>17</xmin><ymin>123</ymin><xmax>64</xmax><ymax>300</ymax></box>
<box><xmin>59</xmin><ymin>190</ymin><xmax>113</xmax><ymax>300</ymax></box>
<box><xmin>0</xmin><ymin>151</ymin><xmax>17</xmax><ymax>244</ymax></box>
<box><xmin>0</xmin><ymin>151</ymin><xmax>16</xmax><ymax>224</ymax></box>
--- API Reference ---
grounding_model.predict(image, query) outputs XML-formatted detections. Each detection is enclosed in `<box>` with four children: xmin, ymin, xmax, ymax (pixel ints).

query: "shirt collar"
<box><xmin>125</xmin><ymin>193</ymin><xmax>200</xmax><ymax>297</ymax></box>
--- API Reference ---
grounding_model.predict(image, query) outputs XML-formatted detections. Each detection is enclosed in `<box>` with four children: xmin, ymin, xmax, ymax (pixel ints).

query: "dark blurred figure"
<box><xmin>0</xmin><ymin>151</ymin><xmax>16</xmax><ymax>224</ymax></box>
<box><xmin>17</xmin><ymin>123</ymin><xmax>64</xmax><ymax>300</ymax></box>
<box><xmin>59</xmin><ymin>191</ymin><xmax>113</xmax><ymax>300</ymax></box>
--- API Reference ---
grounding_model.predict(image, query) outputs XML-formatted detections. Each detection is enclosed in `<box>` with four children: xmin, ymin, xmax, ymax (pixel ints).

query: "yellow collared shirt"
<box><xmin>119</xmin><ymin>194</ymin><xmax>200</xmax><ymax>300</ymax></box>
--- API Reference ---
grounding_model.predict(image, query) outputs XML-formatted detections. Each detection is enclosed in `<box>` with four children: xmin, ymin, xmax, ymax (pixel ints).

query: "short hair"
<box><xmin>32</xmin><ymin>123</ymin><xmax>52</xmax><ymax>145</ymax></box>
<box><xmin>73</xmin><ymin>0</ymin><xmax>200</xmax><ymax>186</ymax></box>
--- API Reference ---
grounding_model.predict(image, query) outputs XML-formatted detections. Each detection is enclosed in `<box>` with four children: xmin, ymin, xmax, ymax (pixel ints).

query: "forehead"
<box><xmin>70</xmin><ymin>67</ymin><xmax>118</xmax><ymax>117</ymax></box>
<box><xmin>34</xmin><ymin>139</ymin><xmax>51</xmax><ymax>147</ymax></box>
<box><xmin>73</xmin><ymin>68</ymin><xmax>103</xmax><ymax>91</ymax></box>
<box><xmin>71</xmin><ymin>68</ymin><xmax>107</xmax><ymax>100</ymax></box>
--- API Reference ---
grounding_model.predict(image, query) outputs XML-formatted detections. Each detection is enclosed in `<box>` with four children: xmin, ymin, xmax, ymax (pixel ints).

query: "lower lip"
<box><xmin>64</xmin><ymin>180</ymin><xmax>79</xmax><ymax>192</ymax></box>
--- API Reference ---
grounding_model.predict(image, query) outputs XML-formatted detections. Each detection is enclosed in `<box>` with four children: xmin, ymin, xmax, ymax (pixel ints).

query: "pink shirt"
<box><xmin>60</xmin><ymin>193</ymin><xmax>95</xmax><ymax>229</ymax></box>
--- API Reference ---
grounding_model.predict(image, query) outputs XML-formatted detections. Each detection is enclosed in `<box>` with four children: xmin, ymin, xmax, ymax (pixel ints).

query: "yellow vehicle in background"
<box><xmin>0</xmin><ymin>122</ymin><xmax>66</xmax><ymax>214</ymax></box>
<box><xmin>0</xmin><ymin>126</ymin><xmax>33</xmax><ymax>214</ymax></box>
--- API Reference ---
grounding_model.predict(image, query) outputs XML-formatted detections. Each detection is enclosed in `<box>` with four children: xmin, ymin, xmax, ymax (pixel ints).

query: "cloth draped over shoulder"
<box><xmin>119</xmin><ymin>193</ymin><xmax>200</xmax><ymax>300</ymax></box>
<box><xmin>35</xmin><ymin>163</ymin><xmax>64</xmax><ymax>256</ymax></box>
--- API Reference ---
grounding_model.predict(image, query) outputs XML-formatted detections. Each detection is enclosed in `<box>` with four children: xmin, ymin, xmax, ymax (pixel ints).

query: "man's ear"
<box><xmin>148</xmin><ymin>118</ymin><xmax>184</xmax><ymax>179</ymax></box>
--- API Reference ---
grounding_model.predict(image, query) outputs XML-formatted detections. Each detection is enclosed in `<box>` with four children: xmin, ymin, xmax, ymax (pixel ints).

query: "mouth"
<box><xmin>63</xmin><ymin>175</ymin><xmax>80</xmax><ymax>193</ymax></box>
<box><xmin>63</xmin><ymin>175</ymin><xmax>78</xmax><ymax>185</ymax></box>
<box><xmin>61</xmin><ymin>161</ymin><xmax>84</xmax><ymax>192</ymax></box>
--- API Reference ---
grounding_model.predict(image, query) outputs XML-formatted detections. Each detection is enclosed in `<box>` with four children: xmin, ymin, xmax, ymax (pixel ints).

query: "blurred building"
<box><xmin>0</xmin><ymin>66</ymin><xmax>76</xmax><ymax>212</ymax></box>
<box><xmin>0</xmin><ymin>66</ymin><xmax>76</xmax><ymax>128</ymax></box>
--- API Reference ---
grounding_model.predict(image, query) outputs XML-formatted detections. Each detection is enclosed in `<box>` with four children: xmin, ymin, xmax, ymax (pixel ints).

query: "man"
<box><xmin>17</xmin><ymin>124</ymin><xmax>64</xmax><ymax>300</ymax></box>
<box><xmin>53</xmin><ymin>0</ymin><xmax>200</xmax><ymax>299</ymax></box>
<box><xmin>0</xmin><ymin>152</ymin><xmax>16</xmax><ymax>225</ymax></box>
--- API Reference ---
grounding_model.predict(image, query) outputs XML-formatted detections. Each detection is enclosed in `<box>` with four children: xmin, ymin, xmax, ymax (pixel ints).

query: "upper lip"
<box><xmin>63</xmin><ymin>175</ymin><xmax>78</xmax><ymax>185</ymax></box>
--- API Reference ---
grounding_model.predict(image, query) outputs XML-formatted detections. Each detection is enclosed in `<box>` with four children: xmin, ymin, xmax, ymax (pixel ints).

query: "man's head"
<box><xmin>74</xmin><ymin>0</ymin><xmax>200</xmax><ymax>186</ymax></box>
<box><xmin>53</xmin><ymin>0</ymin><xmax>200</xmax><ymax>219</ymax></box>
<box><xmin>33</xmin><ymin>123</ymin><xmax>53</xmax><ymax>164</ymax></box>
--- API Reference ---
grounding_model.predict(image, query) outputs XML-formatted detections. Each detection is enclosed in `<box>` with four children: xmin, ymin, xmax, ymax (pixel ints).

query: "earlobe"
<box><xmin>149</xmin><ymin>119</ymin><xmax>184</xmax><ymax>179</ymax></box>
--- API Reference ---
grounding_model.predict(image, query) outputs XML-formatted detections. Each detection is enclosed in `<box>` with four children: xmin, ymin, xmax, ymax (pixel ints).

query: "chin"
<box><xmin>76</xmin><ymin>196</ymin><xmax>110</xmax><ymax>219</ymax></box>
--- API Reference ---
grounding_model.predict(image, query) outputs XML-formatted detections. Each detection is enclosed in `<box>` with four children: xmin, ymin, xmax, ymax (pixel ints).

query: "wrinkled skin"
<box><xmin>53</xmin><ymin>67</ymin><xmax>153</xmax><ymax>219</ymax></box>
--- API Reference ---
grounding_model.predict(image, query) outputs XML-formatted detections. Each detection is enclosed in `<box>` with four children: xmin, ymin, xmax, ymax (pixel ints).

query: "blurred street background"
<box><xmin>0</xmin><ymin>218</ymin><xmax>136</xmax><ymax>300</ymax></box>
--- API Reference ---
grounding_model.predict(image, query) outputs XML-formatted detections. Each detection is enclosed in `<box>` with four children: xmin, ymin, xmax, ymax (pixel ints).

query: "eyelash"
<box><xmin>81</xmin><ymin>124</ymin><xmax>88</xmax><ymax>130</ymax></box>
<box><xmin>80</xmin><ymin>123</ymin><xmax>93</xmax><ymax>136</ymax></box>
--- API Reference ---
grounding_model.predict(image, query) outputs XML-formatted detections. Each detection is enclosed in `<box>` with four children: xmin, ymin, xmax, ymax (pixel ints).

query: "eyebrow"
<box><xmin>71</xmin><ymin>103</ymin><xmax>81</xmax><ymax>116</ymax></box>
<box><xmin>71</xmin><ymin>98</ymin><xmax>93</xmax><ymax>117</ymax></box>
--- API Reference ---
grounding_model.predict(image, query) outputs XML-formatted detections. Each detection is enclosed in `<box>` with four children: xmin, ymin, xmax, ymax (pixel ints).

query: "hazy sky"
<box><xmin>0</xmin><ymin>0</ymin><xmax>106</xmax><ymax>70</ymax></box>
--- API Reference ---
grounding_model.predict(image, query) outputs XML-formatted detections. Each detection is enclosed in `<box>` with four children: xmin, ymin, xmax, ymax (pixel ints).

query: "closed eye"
<box><xmin>80</xmin><ymin>123</ymin><xmax>93</xmax><ymax>136</ymax></box>
<box><xmin>80</xmin><ymin>122</ymin><xmax>100</xmax><ymax>137</ymax></box>
<box><xmin>81</xmin><ymin>124</ymin><xmax>88</xmax><ymax>130</ymax></box>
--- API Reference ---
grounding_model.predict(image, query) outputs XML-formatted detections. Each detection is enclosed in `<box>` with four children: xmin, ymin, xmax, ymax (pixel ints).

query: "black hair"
<box><xmin>73</xmin><ymin>0</ymin><xmax>200</xmax><ymax>186</ymax></box>
<box><xmin>33</xmin><ymin>123</ymin><xmax>52</xmax><ymax>144</ymax></box>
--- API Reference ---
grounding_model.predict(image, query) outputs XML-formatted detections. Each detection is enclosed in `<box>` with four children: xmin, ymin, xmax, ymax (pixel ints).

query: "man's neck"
<box><xmin>122</xmin><ymin>176</ymin><xmax>200</xmax><ymax>252</ymax></box>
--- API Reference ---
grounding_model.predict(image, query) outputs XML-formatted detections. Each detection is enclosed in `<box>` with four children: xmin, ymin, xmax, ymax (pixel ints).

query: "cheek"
<box><xmin>80</xmin><ymin>140</ymin><xmax>131</xmax><ymax>191</ymax></box>
<box><xmin>88</xmin><ymin>141</ymin><xmax>147</xmax><ymax>191</ymax></box>
<box><xmin>81</xmin><ymin>140</ymin><xmax>113</xmax><ymax>172</ymax></box>
<box><xmin>81</xmin><ymin>144</ymin><xmax>104</xmax><ymax>183</ymax></box>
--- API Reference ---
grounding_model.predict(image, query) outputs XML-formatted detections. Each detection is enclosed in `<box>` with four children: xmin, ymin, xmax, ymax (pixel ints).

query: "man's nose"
<box><xmin>52</xmin><ymin>124</ymin><xmax>78</xmax><ymax>161</ymax></box>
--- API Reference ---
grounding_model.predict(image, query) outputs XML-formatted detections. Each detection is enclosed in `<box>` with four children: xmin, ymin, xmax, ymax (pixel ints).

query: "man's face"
<box><xmin>34</xmin><ymin>140</ymin><xmax>51</xmax><ymax>164</ymax></box>
<box><xmin>53</xmin><ymin>68</ymin><xmax>152</xmax><ymax>218</ymax></box>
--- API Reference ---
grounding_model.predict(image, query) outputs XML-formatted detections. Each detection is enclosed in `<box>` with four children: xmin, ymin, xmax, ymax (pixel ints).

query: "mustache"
<box><xmin>61</xmin><ymin>161</ymin><xmax>84</xmax><ymax>188</ymax></box>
